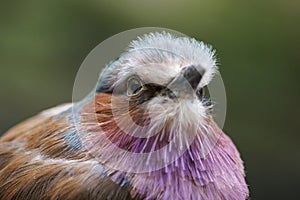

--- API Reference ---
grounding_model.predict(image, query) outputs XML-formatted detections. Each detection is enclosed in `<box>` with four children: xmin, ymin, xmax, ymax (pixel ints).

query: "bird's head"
<box><xmin>94</xmin><ymin>32</ymin><xmax>217</xmax><ymax>136</ymax></box>
<box><xmin>78</xmin><ymin>32</ymin><xmax>220</xmax><ymax>172</ymax></box>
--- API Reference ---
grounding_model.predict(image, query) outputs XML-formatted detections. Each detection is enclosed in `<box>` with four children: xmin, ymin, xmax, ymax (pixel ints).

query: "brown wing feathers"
<box><xmin>0</xmin><ymin>101</ymin><xmax>135</xmax><ymax>200</ymax></box>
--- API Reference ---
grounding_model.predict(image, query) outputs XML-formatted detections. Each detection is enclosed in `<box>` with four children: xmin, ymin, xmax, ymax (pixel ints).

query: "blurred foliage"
<box><xmin>0</xmin><ymin>0</ymin><xmax>299</xmax><ymax>199</ymax></box>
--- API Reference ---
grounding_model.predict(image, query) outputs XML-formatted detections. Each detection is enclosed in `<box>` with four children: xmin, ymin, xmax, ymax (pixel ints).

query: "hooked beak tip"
<box><xmin>165</xmin><ymin>65</ymin><xmax>205</xmax><ymax>98</ymax></box>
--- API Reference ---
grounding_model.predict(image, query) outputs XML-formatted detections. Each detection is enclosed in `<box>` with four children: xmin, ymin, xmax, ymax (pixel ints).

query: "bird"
<box><xmin>0</xmin><ymin>32</ymin><xmax>249</xmax><ymax>200</ymax></box>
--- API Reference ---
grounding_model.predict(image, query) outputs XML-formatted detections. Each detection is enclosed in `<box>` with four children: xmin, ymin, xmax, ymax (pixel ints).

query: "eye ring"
<box><xmin>127</xmin><ymin>76</ymin><xmax>144</xmax><ymax>97</ymax></box>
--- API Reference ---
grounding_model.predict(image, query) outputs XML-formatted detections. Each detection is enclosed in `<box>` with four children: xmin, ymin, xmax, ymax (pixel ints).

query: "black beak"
<box><xmin>181</xmin><ymin>65</ymin><xmax>203</xmax><ymax>90</ymax></box>
<box><xmin>166</xmin><ymin>65</ymin><xmax>204</xmax><ymax>98</ymax></box>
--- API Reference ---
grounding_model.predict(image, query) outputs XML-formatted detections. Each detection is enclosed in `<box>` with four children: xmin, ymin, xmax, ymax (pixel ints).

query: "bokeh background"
<box><xmin>0</xmin><ymin>0</ymin><xmax>299</xmax><ymax>199</ymax></box>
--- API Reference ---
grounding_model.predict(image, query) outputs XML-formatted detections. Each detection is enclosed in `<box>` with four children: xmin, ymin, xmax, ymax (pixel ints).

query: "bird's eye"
<box><xmin>127</xmin><ymin>76</ymin><xmax>144</xmax><ymax>96</ymax></box>
<box><xmin>197</xmin><ymin>88</ymin><xmax>205</xmax><ymax>98</ymax></box>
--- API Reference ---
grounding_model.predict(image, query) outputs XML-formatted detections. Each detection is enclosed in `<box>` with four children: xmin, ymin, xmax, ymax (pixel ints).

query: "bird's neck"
<box><xmin>72</xmin><ymin>93</ymin><xmax>247</xmax><ymax>199</ymax></box>
<box><xmin>76</xmin><ymin>93</ymin><xmax>220</xmax><ymax>171</ymax></box>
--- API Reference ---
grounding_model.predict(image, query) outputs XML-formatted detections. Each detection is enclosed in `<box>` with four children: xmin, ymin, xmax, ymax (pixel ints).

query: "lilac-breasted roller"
<box><xmin>0</xmin><ymin>32</ymin><xmax>249</xmax><ymax>200</ymax></box>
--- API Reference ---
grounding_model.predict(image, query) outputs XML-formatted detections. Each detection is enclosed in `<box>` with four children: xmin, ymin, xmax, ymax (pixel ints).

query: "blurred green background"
<box><xmin>0</xmin><ymin>0</ymin><xmax>299</xmax><ymax>199</ymax></box>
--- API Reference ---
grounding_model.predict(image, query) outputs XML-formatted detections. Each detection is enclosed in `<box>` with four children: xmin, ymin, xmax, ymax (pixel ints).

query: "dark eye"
<box><xmin>127</xmin><ymin>76</ymin><xmax>144</xmax><ymax>96</ymax></box>
<box><xmin>197</xmin><ymin>88</ymin><xmax>204</xmax><ymax>98</ymax></box>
